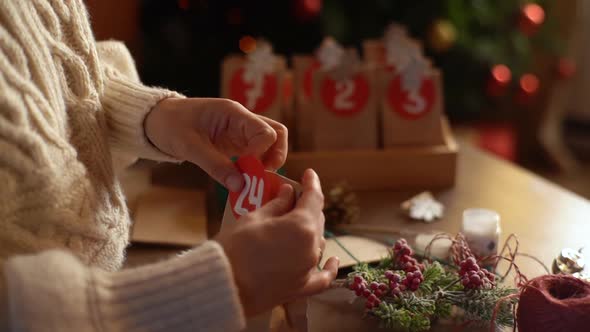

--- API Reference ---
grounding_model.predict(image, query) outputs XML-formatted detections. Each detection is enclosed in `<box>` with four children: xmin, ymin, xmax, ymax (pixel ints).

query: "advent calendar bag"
<box><xmin>292</xmin><ymin>55</ymin><xmax>320</xmax><ymax>151</ymax></box>
<box><xmin>380</xmin><ymin>58</ymin><xmax>444</xmax><ymax>146</ymax></box>
<box><xmin>220</xmin><ymin>156</ymin><xmax>307</xmax><ymax>332</ymax></box>
<box><xmin>311</xmin><ymin>50</ymin><xmax>378</xmax><ymax>151</ymax></box>
<box><xmin>221</xmin><ymin>42</ymin><xmax>288</xmax><ymax>123</ymax></box>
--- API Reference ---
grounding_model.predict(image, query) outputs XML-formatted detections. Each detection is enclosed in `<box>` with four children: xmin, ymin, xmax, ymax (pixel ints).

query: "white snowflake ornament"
<box><xmin>401</xmin><ymin>192</ymin><xmax>444</xmax><ymax>223</ymax></box>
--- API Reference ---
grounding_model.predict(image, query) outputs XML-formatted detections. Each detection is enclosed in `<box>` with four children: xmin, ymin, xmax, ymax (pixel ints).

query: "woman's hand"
<box><xmin>145</xmin><ymin>97</ymin><xmax>288</xmax><ymax>192</ymax></box>
<box><xmin>215</xmin><ymin>169</ymin><xmax>339</xmax><ymax>317</ymax></box>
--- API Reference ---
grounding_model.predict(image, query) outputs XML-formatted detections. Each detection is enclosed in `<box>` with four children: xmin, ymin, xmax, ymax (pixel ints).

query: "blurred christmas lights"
<box><xmin>239</xmin><ymin>36</ymin><xmax>257</xmax><ymax>54</ymax></box>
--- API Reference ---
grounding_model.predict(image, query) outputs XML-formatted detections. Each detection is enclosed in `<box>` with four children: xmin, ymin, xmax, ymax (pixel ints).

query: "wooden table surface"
<box><xmin>354</xmin><ymin>143</ymin><xmax>590</xmax><ymax>278</ymax></box>
<box><xmin>127</xmin><ymin>143</ymin><xmax>590</xmax><ymax>277</ymax></box>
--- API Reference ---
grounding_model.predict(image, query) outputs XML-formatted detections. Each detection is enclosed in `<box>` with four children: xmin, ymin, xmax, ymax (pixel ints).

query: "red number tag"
<box><xmin>229</xmin><ymin>67</ymin><xmax>278</xmax><ymax>114</ymax></box>
<box><xmin>320</xmin><ymin>74</ymin><xmax>370</xmax><ymax>117</ymax></box>
<box><xmin>387</xmin><ymin>75</ymin><xmax>436</xmax><ymax>120</ymax></box>
<box><xmin>228</xmin><ymin>156</ymin><xmax>272</xmax><ymax>219</ymax></box>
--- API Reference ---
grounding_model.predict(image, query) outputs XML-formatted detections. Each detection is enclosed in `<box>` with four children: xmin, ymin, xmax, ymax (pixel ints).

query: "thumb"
<box><xmin>258</xmin><ymin>184</ymin><xmax>295</xmax><ymax>217</ymax></box>
<box><xmin>298</xmin><ymin>257</ymin><xmax>340</xmax><ymax>297</ymax></box>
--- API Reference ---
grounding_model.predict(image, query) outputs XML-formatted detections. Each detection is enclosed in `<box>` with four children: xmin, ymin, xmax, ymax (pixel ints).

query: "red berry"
<box><xmin>362</xmin><ymin>289</ymin><xmax>372</xmax><ymax>298</ymax></box>
<box><xmin>374</xmin><ymin>289</ymin><xmax>383</xmax><ymax>298</ymax></box>
<box><xmin>368</xmin><ymin>294</ymin><xmax>378</xmax><ymax>303</ymax></box>
<box><xmin>366</xmin><ymin>301</ymin><xmax>374</xmax><ymax>309</ymax></box>
<box><xmin>462</xmin><ymin>277</ymin><xmax>470</xmax><ymax>286</ymax></box>
<box><xmin>384</xmin><ymin>270</ymin><xmax>395</xmax><ymax>280</ymax></box>
<box><xmin>353</xmin><ymin>276</ymin><xmax>363</xmax><ymax>284</ymax></box>
<box><xmin>355</xmin><ymin>289</ymin><xmax>363</xmax><ymax>296</ymax></box>
<box><xmin>379</xmin><ymin>283</ymin><xmax>388</xmax><ymax>291</ymax></box>
<box><xmin>485</xmin><ymin>270</ymin><xmax>496</xmax><ymax>282</ymax></box>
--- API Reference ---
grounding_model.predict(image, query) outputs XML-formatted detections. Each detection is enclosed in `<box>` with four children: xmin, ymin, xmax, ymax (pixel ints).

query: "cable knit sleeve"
<box><xmin>1</xmin><ymin>242</ymin><xmax>246</xmax><ymax>332</ymax></box>
<box><xmin>97</xmin><ymin>40</ymin><xmax>183</xmax><ymax>163</ymax></box>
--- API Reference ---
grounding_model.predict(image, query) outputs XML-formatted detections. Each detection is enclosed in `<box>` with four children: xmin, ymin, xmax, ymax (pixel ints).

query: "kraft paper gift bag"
<box><xmin>292</xmin><ymin>55</ymin><xmax>320</xmax><ymax>151</ymax></box>
<box><xmin>380</xmin><ymin>59</ymin><xmax>445</xmax><ymax>146</ymax></box>
<box><xmin>310</xmin><ymin>50</ymin><xmax>379</xmax><ymax>151</ymax></box>
<box><xmin>221</xmin><ymin>42</ymin><xmax>288</xmax><ymax>123</ymax></box>
<box><xmin>220</xmin><ymin>156</ymin><xmax>306</xmax><ymax>332</ymax></box>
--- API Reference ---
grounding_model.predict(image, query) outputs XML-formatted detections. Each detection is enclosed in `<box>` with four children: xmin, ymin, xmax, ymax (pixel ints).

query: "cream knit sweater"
<box><xmin>0</xmin><ymin>0</ymin><xmax>245</xmax><ymax>331</ymax></box>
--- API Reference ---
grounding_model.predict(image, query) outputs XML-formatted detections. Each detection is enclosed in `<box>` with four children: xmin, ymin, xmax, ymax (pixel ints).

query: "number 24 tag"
<box><xmin>228</xmin><ymin>156</ymin><xmax>285</xmax><ymax>219</ymax></box>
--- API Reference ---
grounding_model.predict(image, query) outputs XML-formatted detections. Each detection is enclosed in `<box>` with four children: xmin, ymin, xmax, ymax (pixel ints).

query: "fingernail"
<box><xmin>226</xmin><ymin>174</ymin><xmax>243</xmax><ymax>192</ymax></box>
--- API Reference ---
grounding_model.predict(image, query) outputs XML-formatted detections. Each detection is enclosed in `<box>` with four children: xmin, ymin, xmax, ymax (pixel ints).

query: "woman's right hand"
<box><xmin>215</xmin><ymin>169</ymin><xmax>339</xmax><ymax>317</ymax></box>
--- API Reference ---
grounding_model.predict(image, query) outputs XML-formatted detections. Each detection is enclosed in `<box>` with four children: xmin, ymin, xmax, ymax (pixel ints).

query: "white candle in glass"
<box><xmin>461</xmin><ymin>208</ymin><xmax>501</xmax><ymax>258</ymax></box>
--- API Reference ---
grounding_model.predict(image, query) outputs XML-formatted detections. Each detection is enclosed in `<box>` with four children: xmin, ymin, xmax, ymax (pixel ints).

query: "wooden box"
<box><xmin>284</xmin><ymin>117</ymin><xmax>457</xmax><ymax>191</ymax></box>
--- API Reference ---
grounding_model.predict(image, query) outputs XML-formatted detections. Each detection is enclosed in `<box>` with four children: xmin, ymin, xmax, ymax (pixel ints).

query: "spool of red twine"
<box><xmin>517</xmin><ymin>275</ymin><xmax>590</xmax><ymax>332</ymax></box>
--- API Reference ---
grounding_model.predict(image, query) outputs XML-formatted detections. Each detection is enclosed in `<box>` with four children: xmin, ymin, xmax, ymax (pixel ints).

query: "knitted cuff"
<box><xmin>102</xmin><ymin>69</ymin><xmax>184</xmax><ymax>162</ymax></box>
<box><xmin>4</xmin><ymin>243</ymin><xmax>246</xmax><ymax>332</ymax></box>
<box><xmin>97</xmin><ymin>241</ymin><xmax>246</xmax><ymax>332</ymax></box>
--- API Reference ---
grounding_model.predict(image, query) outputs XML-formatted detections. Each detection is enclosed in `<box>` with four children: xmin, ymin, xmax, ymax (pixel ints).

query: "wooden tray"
<box><xmin>284</xmin><ymin>117</ymin><xmax>458</xmax><ymax>191</ymax></box>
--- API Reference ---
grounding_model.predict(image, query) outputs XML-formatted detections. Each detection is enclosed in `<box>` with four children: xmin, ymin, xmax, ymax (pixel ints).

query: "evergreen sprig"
<box><xmin>343</xmin><ymin>246</ymin><xmax>518</xmax><ymax>331</ymax></box>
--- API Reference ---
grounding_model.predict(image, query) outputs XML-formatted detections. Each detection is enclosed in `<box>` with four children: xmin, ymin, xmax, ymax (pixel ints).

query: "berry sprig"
<box><xmin>403</xmin><ymin>270</ymin><xmax>425</xmax><ymax>291</ymax></box>
<box><xmin>394</xmin><ymin>239</ymin><xmax>413</xmax><ymax>257</ymax></box>
<box><xmin>459</xmin><ymin>257</ymin><xmax>496</xmax><ymax>290</ymax></box>
<box><xmin>385</xmin><ymin>270</ymin><xmax>403</xmax><ymax>296</ymax></box>
<box><xmin>394</xmin><ymin>239</ymin><xmax>425</xmax><ymax>274</ymax></box>
<box><xmin>348</xmin><ymin>275</ymin><xmax>386</xmax><ymax>309</ymax></box>
<box><xmin>340</xmin><ymin>236</ymin><xmax>518</xmax><ymax>332</ymax></box>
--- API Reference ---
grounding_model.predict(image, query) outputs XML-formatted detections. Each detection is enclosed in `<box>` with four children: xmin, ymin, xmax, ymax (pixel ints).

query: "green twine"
<box><xmin>323</xmin><ymin>230</ymin><xmax>361</xmax><ymax>265</ymax></box>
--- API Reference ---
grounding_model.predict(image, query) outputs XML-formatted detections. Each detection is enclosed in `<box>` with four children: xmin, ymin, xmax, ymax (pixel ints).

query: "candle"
<box><xmin>461</xmin><ymin>208</ymin><xmax>501</xmax><ymax>258</ymax></box>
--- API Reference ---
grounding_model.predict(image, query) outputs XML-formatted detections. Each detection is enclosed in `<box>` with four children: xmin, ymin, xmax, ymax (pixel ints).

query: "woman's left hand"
<box><xmin>144</xmin><ymin>97</ymin><xmax>288</xmax><ymax>192</ymax></box>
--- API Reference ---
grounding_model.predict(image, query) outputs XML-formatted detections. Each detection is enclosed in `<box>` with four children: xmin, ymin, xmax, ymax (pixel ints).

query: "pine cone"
<box><xmin>323</xmin><ymin>183</ymin><xmax>360</xmax><ymax>227</ymax></box>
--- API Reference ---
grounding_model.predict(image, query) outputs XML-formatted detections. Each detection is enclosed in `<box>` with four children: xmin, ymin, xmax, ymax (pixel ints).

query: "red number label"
<box><xmin>229</xmin><ymin>67</ymin><xmax>278</xmax><ymax>114</ymax></box>
<box><xmin>233</xmin><ymin>174</ymin><xmax>265</xmax><ymax>216</ymax></box>
<box><xmin>228</xmin><ymin>156</ymin><xmax>271</xmax><ymax>219</ymax></box>
<box><xmin>320</xmin><ymin>74</ymin><xmax>370</xmax><ymax>117</ymax></box>
<box><xmin>387</xmin><ymin>75</ymin><xmax>436</xmax><ymax>120</ymax></box>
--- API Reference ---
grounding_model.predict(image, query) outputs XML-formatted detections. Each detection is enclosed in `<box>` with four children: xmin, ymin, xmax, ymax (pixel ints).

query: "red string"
<box><xmin>424</xmin><ymin>232</ymin><xmax>547</xmax><ymax>331</ymax></box>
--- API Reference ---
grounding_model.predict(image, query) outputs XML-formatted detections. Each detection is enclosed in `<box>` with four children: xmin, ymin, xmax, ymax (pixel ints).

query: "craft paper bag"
<box><xmin>380</xmin><ymin>64</ymin><xmax>445</xmax><ymax>146</ymax></box>
<box><xmin>131</xmin><ymin>186</ymin><xmax>207</xmax><ymax>247</ymax></box>
<box><xmin>221</xmin><ymin>52</ymin><xmax>288</xmax><ymax>123</ymax></box>
<box><xmin>220</xmin><ymin>157</ymin><xmax>306</xmax><ymax>332</ymax></box>
<box><xmin>292</xmin><ymin>55</ymin><xmax>321</xmax><ymax>151</ymax></box>
<box><xmin>281</xmin><ymin>70</ymin><xmax>296</xmax><ymax>150</ymax></box>
<box><xmin>311</xmin><ymin>56</ymin><xmax>378</xmax><ymax>151</ymax></box>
